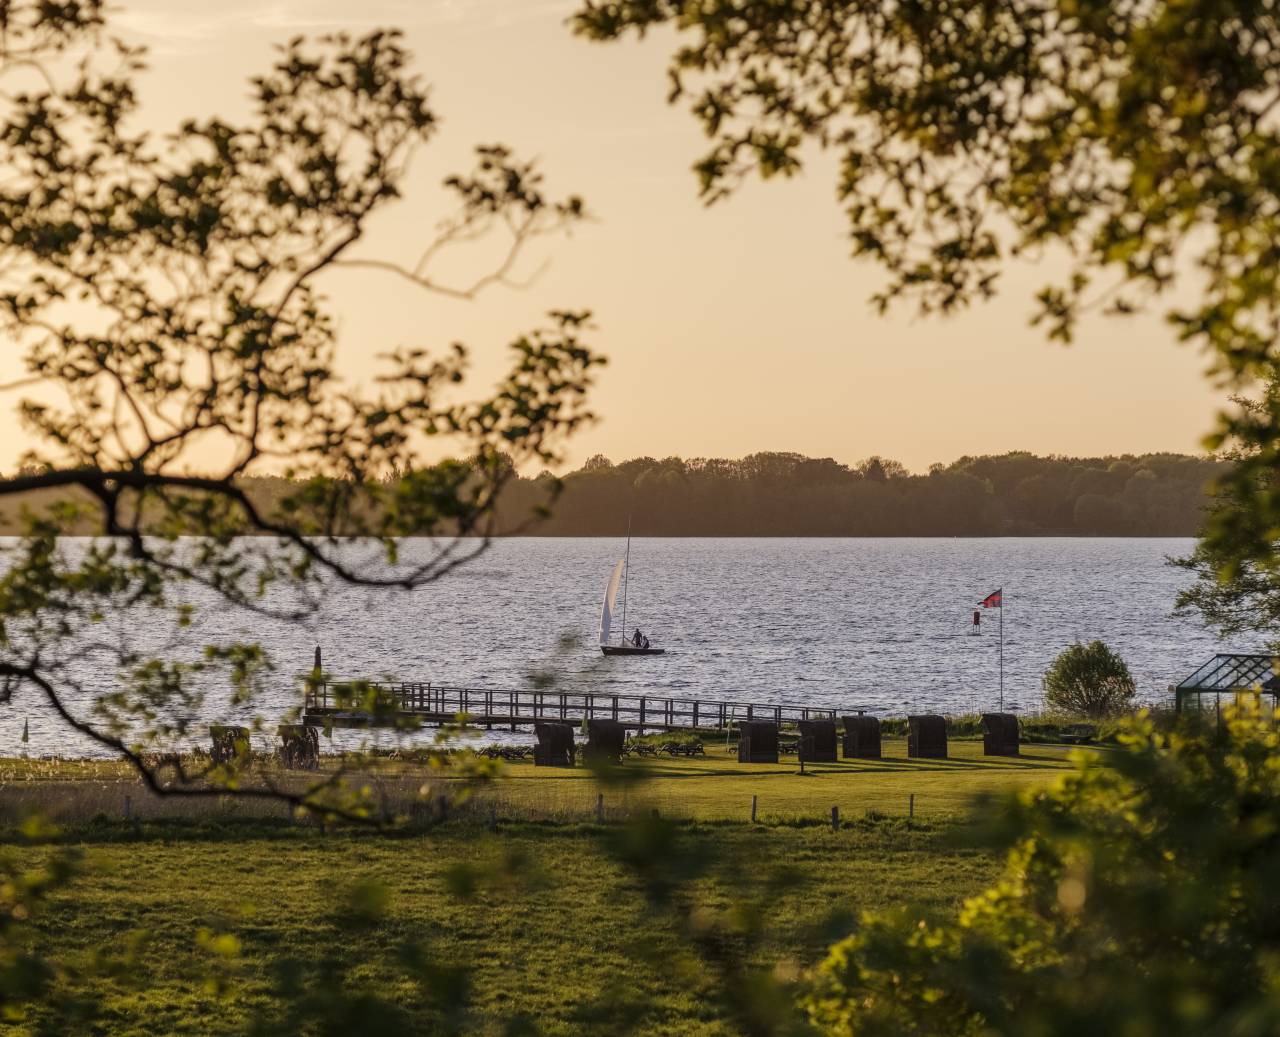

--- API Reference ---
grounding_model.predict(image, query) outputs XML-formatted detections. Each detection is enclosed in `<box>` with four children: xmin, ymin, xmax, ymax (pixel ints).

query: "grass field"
<box><xmin>14</xmin><ymin>819</ymin><xmax>1004</xmax><ymax>1035</ymax></box>
<box><xmin>472</xmin><ymin>739</ymin><xmax>1077</xmax><ymax>822</ymax></box>
<box><xmin>0</xmin><ymin>738</ymin><xmax>1080</xmax><ymax>825</ymax></box>
<box><xmin>0</xmin><ymin>741</ymin><xmax>1081</xmax><ymax>1034</ymax></box>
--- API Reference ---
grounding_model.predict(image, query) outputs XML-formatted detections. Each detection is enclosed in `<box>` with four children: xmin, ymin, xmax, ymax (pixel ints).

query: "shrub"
<box><xmin>805</xmin><ymin>706</ymin><xmax>1280</xmax><ymax>1036</ymax></box>
<box><xmin>1042</xmin><ymin>640</ymin><xmax>1136</xmax><ymax>718</ymax></box>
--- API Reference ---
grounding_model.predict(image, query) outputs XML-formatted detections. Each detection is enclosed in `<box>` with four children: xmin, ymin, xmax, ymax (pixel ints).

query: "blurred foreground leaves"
<box><xmin>807</xmin><ymin>706</ymin><xmax>1280</xmax><ymax>1036</ymax></box>
<box><xmin>0</xmin><ymin>0</ymin><xmax>599</xmax><ymax>816</ymax></box>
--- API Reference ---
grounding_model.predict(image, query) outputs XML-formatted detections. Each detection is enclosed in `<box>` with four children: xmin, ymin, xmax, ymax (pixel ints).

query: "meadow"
<box><xmin>1</xmin><ymin>739</ymin><xmax>1079</xmax><ymax>1034</ymax></box>
<box><xmin>0</xmin><ymin>738</ymin><xmax>1079</xmax><ymax>825</ymax></box>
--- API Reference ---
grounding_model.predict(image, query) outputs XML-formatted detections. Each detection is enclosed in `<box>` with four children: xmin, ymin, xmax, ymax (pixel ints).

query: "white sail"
<box><xmin>598</xmin><ymin>559</ymin><xmax>625</xmax><ymax>646</ymax></box>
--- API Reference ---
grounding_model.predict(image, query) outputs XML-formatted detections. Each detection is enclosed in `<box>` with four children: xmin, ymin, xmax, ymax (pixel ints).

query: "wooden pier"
<box><xmin>303</xmin><ymin>681</ymin><xmax>848</xmax><ymax>733</ymax></box>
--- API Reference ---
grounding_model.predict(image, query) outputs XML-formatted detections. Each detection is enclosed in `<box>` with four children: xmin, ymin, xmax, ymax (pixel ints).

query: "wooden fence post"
<box><xmin>909</xmin><ymin>794</ymin><xmax>915</xmax><ymax>819</ymax></box>
<box><xmin>751</xmin><ymin>794</ymin><xmax>758</xmax><ymax>823</ymax></box>
<box><xmin>596</xmin><ymin>793</ymin><xmax>604</xmax><ymax>823</ymax></box>
<box><xmin>831</xmin><ymin>805</ymin><xmax>839</xmax><ymax>832</ymax></box>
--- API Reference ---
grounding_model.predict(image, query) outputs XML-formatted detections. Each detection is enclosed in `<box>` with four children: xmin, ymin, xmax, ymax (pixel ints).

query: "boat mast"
<box><xmin>620</xmin><ymin>515</ymin><xmax>631</xmax><ymax>645</ymax></box>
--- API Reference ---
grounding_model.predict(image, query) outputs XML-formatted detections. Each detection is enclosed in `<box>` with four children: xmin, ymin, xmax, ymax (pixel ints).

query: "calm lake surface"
<box><xmin>3</xmin><ymin>538</ymin><xmax>1243</xmax><ymax>757</ymax></box>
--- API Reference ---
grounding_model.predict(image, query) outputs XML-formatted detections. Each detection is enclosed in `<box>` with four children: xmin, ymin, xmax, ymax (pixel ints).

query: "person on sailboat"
<box><xmin>633</xmin><ymin>627</ymin><xmax>643</xmax><ymax>649</ymax></box>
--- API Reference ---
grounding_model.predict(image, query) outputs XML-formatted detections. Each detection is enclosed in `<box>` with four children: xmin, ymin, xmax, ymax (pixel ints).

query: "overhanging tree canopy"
<box><xmin>573</xmin><ymin>0</ymin><xmax>1280</xmax><ymax>573</ymax></box>
<box><xmin>0</xmin><ymin>2</ymin><xmax>601</xmax><ymax>811</ymax></box>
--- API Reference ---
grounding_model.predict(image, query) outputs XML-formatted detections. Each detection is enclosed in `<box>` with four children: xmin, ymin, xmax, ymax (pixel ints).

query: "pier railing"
<box><xmin>303</xmin><ymin>680</ymin><xmax>844</xmax><ymax>731</ymax></box>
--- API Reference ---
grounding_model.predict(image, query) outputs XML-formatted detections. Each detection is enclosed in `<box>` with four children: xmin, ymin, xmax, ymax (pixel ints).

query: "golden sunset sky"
<box><xmin>2</xmin><ymin>0</ymin><xmax>1225</xmax><ymax>472</ymax></box>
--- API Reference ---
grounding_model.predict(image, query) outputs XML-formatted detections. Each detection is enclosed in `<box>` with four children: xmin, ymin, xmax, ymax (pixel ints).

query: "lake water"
<box><xmin>1</xmin><ymin>537</ymin><xmax>1243</xmax><ymax>758</ymax></box>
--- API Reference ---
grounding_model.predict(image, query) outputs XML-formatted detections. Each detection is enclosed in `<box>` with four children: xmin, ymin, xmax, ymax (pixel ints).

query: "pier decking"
<box><xmin>303</xmin><ymin>681</ymin><xmax>849</xmax><ymax>733</ymax></box>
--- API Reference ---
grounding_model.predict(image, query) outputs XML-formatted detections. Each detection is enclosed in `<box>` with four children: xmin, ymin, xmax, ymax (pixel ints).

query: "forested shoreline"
<box><xmin>496</xmin><ymin>451</ymin><xmax>1223</xmax><ymax>537</ymax></box>
<box><xmin>0</xmin><ymin>451</ymin><xmax>1225</xmax><ymax>537</ymax></box>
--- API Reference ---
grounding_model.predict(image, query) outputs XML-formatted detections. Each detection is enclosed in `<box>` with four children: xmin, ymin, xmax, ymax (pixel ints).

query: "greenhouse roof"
<box><xmin>1175</xmin><ymin>654</ymin><xmax>1280</xmax><ymax>693</ymax></box>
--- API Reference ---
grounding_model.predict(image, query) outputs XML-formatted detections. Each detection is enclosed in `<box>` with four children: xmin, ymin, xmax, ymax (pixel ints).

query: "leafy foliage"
<box><xmin>0</xmin><ymin>3</ymin><xmax>600</xmax><ymax>811</ymax></box>
<box><xmin>805</xmin><ymin>707</ymin><xmax>1280</xmax><ymax>1036</ymax></box>
<box><xmin>1042</xmin><ymin>640</ymin><xmax>1136</xmax><ymax>718</ymax></box>
<box><xmin>571</xmin><ymin>0</ymin><xmax>1280</xmax><ymax>576</ymax></box>
<box><xmin>1175</xmin><ymin>381</ymin><xmax>1280</xmax><ymax>648</ymax></box>
<box><xmin>0</xmin><ymin>819</ymin><xmax>79</xmax><ymax>1023</ymax></box>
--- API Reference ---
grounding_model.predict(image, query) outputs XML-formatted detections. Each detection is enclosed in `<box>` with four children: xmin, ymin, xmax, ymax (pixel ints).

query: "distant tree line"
<box><xmin>0</xmin><ymin>451</ymin><xmax>1224</xmax><ymax>537</ymax></box>
<box><xmin>494</xmin><ymin>451</ymin><xmax>1225</xmax><ymax>536</ymax></box>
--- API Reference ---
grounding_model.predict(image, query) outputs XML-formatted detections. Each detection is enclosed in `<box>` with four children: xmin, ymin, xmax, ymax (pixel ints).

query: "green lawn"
<box><xmin>0</xmin><ymin>741</ymin><xmax>1080</xmax><ymax>1034</ymax></box>
<box><xmin>473</xmin><ymin>739</ymin><xmax>1077</xmax><ymax>822</ymax></box>
<box><xmin>14</xmin><ymin>819</ymin><xmax>1001</xmax><ymax>1036</ymax></box>
<box><xmin>0</xmin><ymin>738</ymin><xmax>1078</xmax><ymax>825</ymax></box>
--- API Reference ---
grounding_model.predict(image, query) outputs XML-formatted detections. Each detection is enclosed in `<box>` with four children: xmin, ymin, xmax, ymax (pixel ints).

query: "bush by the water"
<box><xmin>1042</xmin><ymin>640</ymin><xmax>1136</xmax><ymax>718</ymax></box>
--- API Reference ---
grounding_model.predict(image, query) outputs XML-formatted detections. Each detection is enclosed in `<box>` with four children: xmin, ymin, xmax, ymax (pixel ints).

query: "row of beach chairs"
<box><xmin>738</xmin><ymin>713</ymin><xmax>1021</xmax><ymax>764</ymax></box>
<box><xmin>207</xmin><ymin>725</ymin><xmax>322</xmax><ymax>771</ymax></box>
<box><xmin>526</xmin><ymin>713</ymin><xmax>1024</xmax><ymax>768</ymax></box>
<box><xmin>210</xmin><ymin>713</ymin><xmax>1027</xmax><ymax>772</ymax></box>
<box><xmin>205</xmin><ymin>726</ymin><xmax>712</xmax><ymax>771</ymax></box>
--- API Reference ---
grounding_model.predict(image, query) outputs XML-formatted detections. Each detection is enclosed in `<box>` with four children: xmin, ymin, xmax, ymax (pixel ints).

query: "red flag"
<box><xmin>980</xmin><ymin>589</ymin><xmax>1002</xmax><ymax>608</ymax></box>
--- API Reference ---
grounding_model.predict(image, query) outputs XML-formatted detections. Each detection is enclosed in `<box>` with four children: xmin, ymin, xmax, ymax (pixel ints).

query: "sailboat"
<box><xmin>598</xmin><ymin>531</ymin><xmax>665</xmax><ymax>656</ymax></box>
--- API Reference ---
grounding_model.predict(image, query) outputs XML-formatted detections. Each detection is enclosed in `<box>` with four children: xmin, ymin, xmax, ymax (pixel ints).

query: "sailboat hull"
<box><xmin>601</xmin><ymin>645</ymin><xmax>666</xmax><ymax>656</ymax></box>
